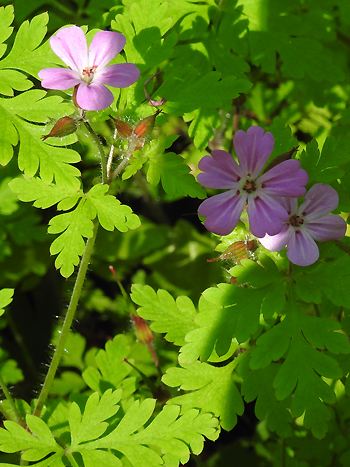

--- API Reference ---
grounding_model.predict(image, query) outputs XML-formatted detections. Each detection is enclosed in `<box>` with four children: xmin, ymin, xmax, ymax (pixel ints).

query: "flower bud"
<box><xmin>134</xmin><ymin>109</ymin><xmax>162</xmax><ymax>138</ymax></box>
<box><xmin>131</xmin><ymin>314</ymin><xmax>159</xmax><ymax>366</ymax></box>
<box><xmin>131</xmin><ymin>315</ymin><xmax>154</xmax><ymax>345</ymax></box>
<box><xmin>114</xmin><ymin>118</ymin><xmax>133</xmax><ymax>137</ymax></box>
<box><xmin>42</xmin><ymin>116</ymin><xmax>78</xmax><ymax>141</ymax></box>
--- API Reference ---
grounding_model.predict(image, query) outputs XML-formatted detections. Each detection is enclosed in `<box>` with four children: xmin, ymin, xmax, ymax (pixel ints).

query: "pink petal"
<box><xmin>299</xmin><ymin>184</ymin><xmax>339</xmax><ymax>219</ymax></box>
<box><xmin>259</xmin><ymin>226</ymin><xmax>291</xmax><ymax>251</ymax></box>
<box><xmin>76</xmin><ymin>83</ymin><xmax>114</xmax><ymax>111</ymax></box>
<box><xmin>287</xmin><ymin>230</ymin><xmax>319</xmax><ymax>266</ymax></box>
<box><xmin>233</xmin><ymin>126</ymin><xmax>274</xmax><ymax>177</ymax></box>
<box><xmin>198</xmin><ymin>190</ymin><xmax>245</xmax><ymax>236</ymax></box>
<box><xmin>94</xmin><ymin>63</ymin><xmax>140</xmax><ymax>88</ymax></box>
<box><xmin>247</xmin><ymin>194</ymin><xmax>288</xmax><ymax>238</ymax></box>
<box><xmin>305</xmin><ymin>214</ymin><xmax>346</xmax><ymax>241</ymax></box>
<box><xmin>38</xmin><ymin>68</ymin><xmax>80</xmax><ymax>90</ymax></box>
<box><xmin>198</xmin><ymin>150</ymin><xmax>241</xmax><ymax>189</ymax></box>
<box><xmin>88</xmin><ymin>31</ymin><xmax>126</xmax><ymax>68</ymax></box>
<box><xmin>50</xmin><ymin>26</ymin><xmax>88</xmax><ymax>72</ymax></box>
<box><xmin>259</xmin><ymin>160</ymin><xmax>308</xmax><ymax>197</ymax></box>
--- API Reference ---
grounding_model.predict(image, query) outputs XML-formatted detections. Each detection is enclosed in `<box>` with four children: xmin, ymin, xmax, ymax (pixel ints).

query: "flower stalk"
<box><xmin>83</xmin><ymin>118</ymin><xmax>108</xmax><ymax>184</ymax></box>
<box><xmin>33</xmin><ymin>223</ymin><xmax>99</xmax><ymax>417</ymax></box>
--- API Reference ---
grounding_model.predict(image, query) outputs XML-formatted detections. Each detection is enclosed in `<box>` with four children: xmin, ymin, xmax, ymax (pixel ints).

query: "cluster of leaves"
<box><xmin>1</xmin><ymin>0</ymin><xmax>350</xmax><ymax>466</ymax></box>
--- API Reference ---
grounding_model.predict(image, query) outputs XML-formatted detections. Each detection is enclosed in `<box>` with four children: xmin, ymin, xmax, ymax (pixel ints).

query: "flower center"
<box><xmin>289</xmin><ymin>214</ymin><xmax>304</xmax><ymax>227</ymax></box>
<box><xmin>81</xmin><ymin>65</ymin><xmax>97</xmax><ymax>84</ymax></box>
<box><xmin>242</xmin><ymin>179</ymin><xmax>257</xmax><ymax>193</ymax></box>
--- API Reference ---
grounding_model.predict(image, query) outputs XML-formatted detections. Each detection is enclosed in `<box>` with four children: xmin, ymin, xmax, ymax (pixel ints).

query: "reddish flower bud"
<box><xmin>134</xmin><ymin>110</ymin><xmax>162</xmax><ymax>138</ymax></box>
<box><xmin>132</xmin><ymin>315</ymin><xmax>153</xmax><ymax>345</ymax></box>
<box><xmin>42</xmin><ymin>116</ymin><xmax>78</xmax><ymax>141</ymax></box>
<box><xmin>131</xmin><ymin>315</ymin><xmax>159</xmax><ymax>366</ymax></box>
<box><xmin>134</xmin><ymin>115</ymin><xmax>156</xmax><ymax>138</ymax></box>
<box><xmin>114</xmin><ymin>118</ymin><xmax>133</xmax><ymax>138</ymax></box>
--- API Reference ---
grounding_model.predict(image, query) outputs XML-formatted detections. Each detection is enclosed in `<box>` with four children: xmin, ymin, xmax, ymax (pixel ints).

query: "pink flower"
<box><xmin>38</xmin><ymin>26</ymin><xmax>139</xmax><ymax>111</ymax></box>
<box><xmin>197</xmin><ymin>126</ymin><xmax>308</xmax><ymax>237</ymax></box>
<box><xmin>259</xmin><ymin>184</ymin><xmax>346</xmax><ymax>266</ymax></box>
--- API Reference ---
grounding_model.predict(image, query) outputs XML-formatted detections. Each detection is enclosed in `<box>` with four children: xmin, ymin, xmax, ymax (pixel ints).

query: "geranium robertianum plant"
<box><xmin>1</xmin><ymin>2</ymin><xmax>350</xmax><ymax>466</ymax></box>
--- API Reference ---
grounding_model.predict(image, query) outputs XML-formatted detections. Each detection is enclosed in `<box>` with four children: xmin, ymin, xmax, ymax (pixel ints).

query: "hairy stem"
<box><xmin>83</xmin><ymin>119</ymin><xmax>108</xmax><ymax>184</ymax></box>
<box><xmin>112</xmin><ymin>138</ymin><xmax>137</xmax><ymax>179</ymax></box>
<box><xmin>107</xmin><ymin>128</ymin><xmax>118</xmax><ymax>181</ymax></box>
<box><xmin>0</xmin><ymin>374</ymin><xmax>21</xmax><ymax>423</ymax></box>
<box><xmin>33</xmin><ymin>223</ymin><xmax>99</xmax><ymax>417</ymax></box>
<box><xmin>33</xmin><ymin>114</ymin><xmax>135</xmax><ymax>417</ymax></box>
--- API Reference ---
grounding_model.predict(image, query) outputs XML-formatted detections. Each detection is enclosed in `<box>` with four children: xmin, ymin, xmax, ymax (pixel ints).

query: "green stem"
<box><xmin>0</xmin><ymin>374</ymin><xmax>21</xmax><ymax>423</ymax></box>
<box><xmin>107</xmin><ymin>128</ymin><xmax>118</xmax><ymax>182</ymax></box>
<box><xmin>83</xmin><ymin>120</ymin><xmax>107</xmax><ymax>184</ymax></box>
<box><xmin>33</xmin><ymin>223</ymin><xmax>99</xmax><ymax>417</ymax></box>
<box><xmin>112</xmin><ymin>138</ymin><xmax>137</xmax><ymax>180</ymax></box>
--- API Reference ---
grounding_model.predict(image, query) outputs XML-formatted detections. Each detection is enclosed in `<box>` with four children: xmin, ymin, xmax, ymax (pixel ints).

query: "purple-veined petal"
<box><xmin>38</xmin><ymin>68</ymin><xmax>81</xmax><ymax>90</ymax></box>
<box><xmin>198</xmin><ymin>150</ymin><xmax>241</xmax><ymax>189</ymax></box>
<box><xmin>76</xmin><ymin>83</ymin><xmax>114</xmax><ymax>110</ymax></box>
<box><xmin>280</xmin><ymin>197</ymin><xmax>298</xmax><ymax>215</ymax></box>
<box><xmin>233</xmin><ymin>126</ymin><xmax>274</xmax><ymax>177</ymax></box>
<box><xmin>88</xmin><ymin>31</ymin><xmax>126</xmax><ymax>68</ymax></box>
<box><xmin>287</xmin><ymin>229</ymin><xmax>319</xmax><ymax>266</ymax></box>
<box><xmin>299</xmin><ymin>183</ymin><xmax>339</xmax><ymax>219</ymax></box>
<box><xmin>259</xmin><ymin>159</ymin><xmax>308</xmax><ymax>197</ymax></box>
<box><xmin>94</xmin><ymin>63</ymin><xmax>140</xmax><ymax>88</ymax></box>
<box><xmin>247</xmin><ymin>194</ymin><xmax>288</xmax><ymax>237</ymax></box>
<box><xmin>305</xmin><ymin>214</ymin><xmax>346</xmax><ymax>241</ymax></box>
<box><xmin>50</xmin><ymin>26</ymin><xmax>88</xmax><ymax>72</ymax></box>
<box><xmin>198</xmin><ymin>190</ymin><xmax>245</xmax><ymax>236</ymax></box>
<box><xmin>259</xmin><ymin>226</ymin><xmax>291</xmax><ymax>251</ymax></box>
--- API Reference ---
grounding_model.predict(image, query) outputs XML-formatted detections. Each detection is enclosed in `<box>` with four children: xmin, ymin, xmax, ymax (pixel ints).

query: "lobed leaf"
<box><xmin>250</xmin><ymin>303</ymin><xmax>350</xmax><ymax>438</ymax></box>
<box><xmin>0</xmin><ymin>91</ymin><xmax>79</xmax><ymax>186</ymax></box>
<box><xmin>180</xmin><ymin>283</ymin><xmax>265</xmax><ymax>364</ymax></box>
<box><xmin>69</xmin><ymin>389</ymin><xmax>121</xmax><ymax>448</ymax></box>
<box><xmin>48</xmin><ymin>199</ymin><xmax>95</xmax><ymax>278</ymax></box>
<box><xmin>131</xmin><ymin>284</ymin><xmax>197</xmax><ymax>346</ymax></box>
<box><xmin>86</xmin><ymin>184</ymin><xmax>141</xmax><ymax>232</ymax></box>
<box><xmin>84</xmin><ymin>399</ymin><xmax>219</xmax><ymax>466</ymax></box>
<box><xmin>9</xmin><ymin>176</ymin><xmax>82</xmax><ymax>209</ymax></box>
<box><xmin>163</xmin><ymin>360</ymin><xmax>243</xmax><ymax>431</ymax></box>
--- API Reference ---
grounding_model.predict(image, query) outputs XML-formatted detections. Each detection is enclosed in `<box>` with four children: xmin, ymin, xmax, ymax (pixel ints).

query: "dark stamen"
<box><xmin>289</xmin><ymin>214</ymin><xmax>304</xmax><ymax>227</ymax></box>
<box><xmin>243</xmin><ymin>179</ymin><xmax>256</xmax><ymax>193</ymax></box>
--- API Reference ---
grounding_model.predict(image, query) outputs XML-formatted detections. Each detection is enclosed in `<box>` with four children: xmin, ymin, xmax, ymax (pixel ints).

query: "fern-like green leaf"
<box><xmin>131</xmin><ymin>284</ymin><xmax>197</xmax><ymax>346</ymax></box>
<box><xmin>250</xmin><ymin>303</ymin><xmax>350</xmax><ymax>438</ymax></box>
<box><xmin>180</xmin><ymin>283</ymin><xmax>265</xmax><ymax>365</ymax></box>
<box><xmin>163</xmin><ymin>360</ymin><xmax>243</xmax><ymax>431</ymax></box>
<box><xmin>86</xmin><ymin>184</ymin><xmax>141</xmax><ymax>232</ymax></box>
<box><xmin>0</xmin><ymin>415</ymin><xmax>62</xmax><ymax>462</ymax></box>
<box><xmin>69</xmin><ymin>390</ymin><xmax>121</xmax><ymax>448</ymax></box>
<box><xmin>48</xmin><ymin>199</ymin><xmax>95</xmax><ymax>278</ymax></box>
<box><xmin>0</xmin><ymin>91</ymin><xmax>79</xmax><ymax>185</ymax></box>
<box><xmin>84</xmin><ymin>399</ymin><xmax>219</xmax><ymax>466</ymax></box>
<box><xmin>9</xmin><ymin>176</ymin><xmax>81</xmax><ymax>209</ymax></box>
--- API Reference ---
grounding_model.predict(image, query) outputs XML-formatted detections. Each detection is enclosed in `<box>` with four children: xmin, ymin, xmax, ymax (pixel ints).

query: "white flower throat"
<box><xmin>81</xmin><ymin>65</ymin><xmax>97</xmax><ymax>84</ymax></box>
